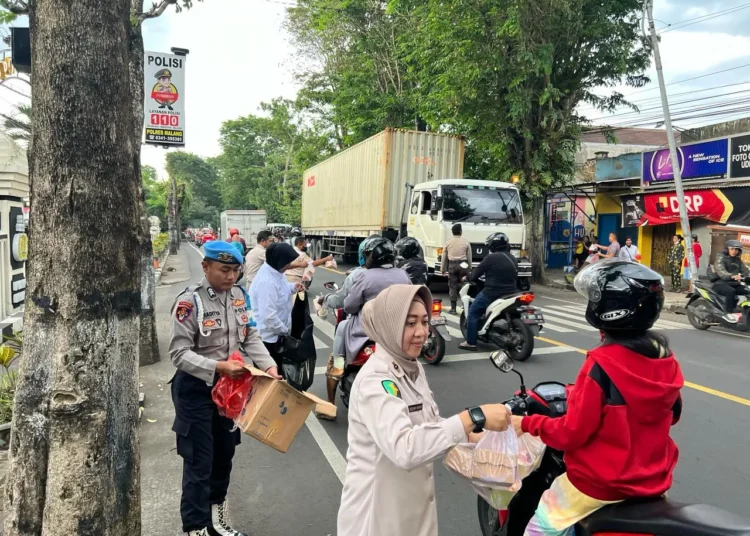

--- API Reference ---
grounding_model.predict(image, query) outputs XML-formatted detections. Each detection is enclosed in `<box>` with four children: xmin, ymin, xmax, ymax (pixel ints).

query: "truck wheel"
<box><xmin>314</xmin><ymin>239</ymin><xmax>324</xmax><ymax>261</ymax></box>
<box><xmin>309</xmin><ymin>239</ymin><xmax>319</xmax><ymax>260</ymax></box>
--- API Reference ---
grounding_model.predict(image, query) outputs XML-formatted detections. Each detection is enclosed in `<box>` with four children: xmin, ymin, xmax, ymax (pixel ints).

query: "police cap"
<box><xmin>204</xmin><ymin>241</ymin><xmax>244</xmax><ymax>265</ymax></box>
<box><xmin>155</xmin><ymin>68</ymin><xmax>172</xmax><ymax>79</ymax></box>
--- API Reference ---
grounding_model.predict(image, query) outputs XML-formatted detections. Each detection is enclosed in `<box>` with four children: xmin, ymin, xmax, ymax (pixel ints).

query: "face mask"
<box><xmin>300</xmin><ymin>246</ymin><xmax>308</xmax><ymax>253</ymax></box>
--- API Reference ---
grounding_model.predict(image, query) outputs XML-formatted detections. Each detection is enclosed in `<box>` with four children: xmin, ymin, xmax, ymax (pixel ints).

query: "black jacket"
<box><xmin>715</xmin><ymin>251</ymin><xmax>750</xmax><ymax>282</ymax></box>
<box><xmin>396</xmin><ymin>257</ymin><xmax>429</xmax><ymax>286</ymax></box>
<box><xmin>469</xmin><ymin>251</ymin><xmax>518</xmax><ymax>297</ymax></box>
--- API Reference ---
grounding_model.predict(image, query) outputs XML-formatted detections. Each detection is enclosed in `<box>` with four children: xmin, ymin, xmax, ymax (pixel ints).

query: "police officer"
<box><xmin>440</xmin><ymin>224</ymin><xmax>473</xmax><ymax>314</ymax></box>
<box><xmin>169</xmin><ymin>241</ymin><xmax>281</xmax><ymax>536</ymax></box>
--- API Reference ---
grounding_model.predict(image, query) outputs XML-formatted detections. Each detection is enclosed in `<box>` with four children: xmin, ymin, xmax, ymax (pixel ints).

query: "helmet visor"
<box><xmin>574</xmin><ymin>258</ymin><xmax>664</xmax><ymax>303</ymax></box>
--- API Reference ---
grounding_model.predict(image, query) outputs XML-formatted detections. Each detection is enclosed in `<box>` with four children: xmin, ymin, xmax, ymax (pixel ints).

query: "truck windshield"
<box><xmin>442</xmin><ymin>187</ymin><xmax>523</xmax><ymax>224</ymax></box>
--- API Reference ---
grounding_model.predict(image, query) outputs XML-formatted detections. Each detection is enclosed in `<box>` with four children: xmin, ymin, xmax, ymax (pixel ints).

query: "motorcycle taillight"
<box><xmin>432</xmin><ymin>299</ymin><xmax>443</xmax><ymax>316</ymax></box>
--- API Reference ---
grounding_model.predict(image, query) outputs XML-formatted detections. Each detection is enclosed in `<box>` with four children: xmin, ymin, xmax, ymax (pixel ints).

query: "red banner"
<box><xmin>621</xmin><ymin>189</ymin><xmax>734</xmax><ymax>227</ymax></box>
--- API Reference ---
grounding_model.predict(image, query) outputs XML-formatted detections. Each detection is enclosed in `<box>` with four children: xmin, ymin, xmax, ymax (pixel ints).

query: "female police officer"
<box><xmin>169</xmin><ymin>241</ymin><xmax>282</xmax><ymax>536</ymax></box>
<box><xmin>337</xmin><ymin>284</ymin><xmax>512</xmax><ymax>536</ymax></box>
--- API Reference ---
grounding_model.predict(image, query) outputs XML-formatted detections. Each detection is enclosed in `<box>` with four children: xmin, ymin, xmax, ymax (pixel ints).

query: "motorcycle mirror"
<box><xmin>460</xmin><ymin>262</ymin><xmax>469</xmax><ymax>269</ymax></box>
<box><xmin>324</xmin><ymin>282</ymin><xmax>339</xmax><ymax>291</ymax></box>
<box><xmin>490</xmin><ymin>350</ymin><xmax>514</xmax><ymax>372</ymax></box>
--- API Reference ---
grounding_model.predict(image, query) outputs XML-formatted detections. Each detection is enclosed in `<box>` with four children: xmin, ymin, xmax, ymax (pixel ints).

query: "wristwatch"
<box><xmin>466</xmin><ymin>406</ymin><xmax>486</xmax><ymax>433</ymax></box>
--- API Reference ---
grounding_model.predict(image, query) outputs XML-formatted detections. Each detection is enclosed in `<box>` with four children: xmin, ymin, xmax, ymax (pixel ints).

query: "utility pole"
<box><xmin>645</xmin><ymin>0</ymin><xmax>698</xmax><ymax>283</ymax></box>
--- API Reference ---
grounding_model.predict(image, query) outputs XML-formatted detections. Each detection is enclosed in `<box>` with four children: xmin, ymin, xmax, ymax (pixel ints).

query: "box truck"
<box><xmin>301</xmin><ymin>129</ymin><xmax>531</xmax><ymax>285</ymax></box>
<box><xmin>220</xmin><ymin>210</ymin><xmax>267</xmax><ymax>248</ymax></box>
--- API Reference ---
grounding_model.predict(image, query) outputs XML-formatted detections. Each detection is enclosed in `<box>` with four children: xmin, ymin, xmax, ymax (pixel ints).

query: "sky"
<box><xmin>1</xmin><ymin>0</ymin><xmax>749</xmax><ymax>179</ymax></box>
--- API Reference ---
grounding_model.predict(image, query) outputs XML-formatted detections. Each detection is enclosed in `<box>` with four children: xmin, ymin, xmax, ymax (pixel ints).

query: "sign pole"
<box><xmin>646</xmin><ymin>0</ymin><xmax>697</xmax><ymax>284</ymax></box>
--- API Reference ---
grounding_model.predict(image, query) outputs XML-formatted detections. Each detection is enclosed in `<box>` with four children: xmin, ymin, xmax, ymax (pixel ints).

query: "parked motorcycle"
<box><xmin>686</xmin><ymin>277</ymin><xmax>750</xmax><ymax>332</ymax></box>
<box><xmin>458</xmin><ymin>278</ymin><xmax>542</xmax><ymax>361</ymax></box>
<box><xmin>477</xmin><ymin>351</ymin><xmax>750</xmax><ymax>536</ymax></box>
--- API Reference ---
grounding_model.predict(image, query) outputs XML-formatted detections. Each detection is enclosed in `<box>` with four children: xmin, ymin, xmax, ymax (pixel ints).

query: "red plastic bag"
<box><xmin>211</xmin><ymin>351</ymin><xmax>253</xmax><ymax>420</ymax></box>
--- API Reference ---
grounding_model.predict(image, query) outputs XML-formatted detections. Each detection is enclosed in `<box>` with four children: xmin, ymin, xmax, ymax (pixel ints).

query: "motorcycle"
<box><xmin>421</xmin><ymin>299</ymin><xmax>450</xmax><ymax>365</ymax></box>
<box><xmin>686</xmin><ymin>277</ymin><xmax>750</xmax><ymax>332</ymax></box>
<box><xmin>458</xmin><ymin>278</ymin><xmax>543</xmax><ymax>361</ymax></box>
<box><xmin>478</xmin><ymin>350</ymin><xmax>750</xmax><ymax>536</ymax></box>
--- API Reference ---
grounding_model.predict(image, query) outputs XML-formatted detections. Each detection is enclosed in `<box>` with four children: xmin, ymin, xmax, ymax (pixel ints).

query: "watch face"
<box><xmin>469</xmin><ymin>406</ymin><xmax>485</xmax><ymax>424</ymax></box>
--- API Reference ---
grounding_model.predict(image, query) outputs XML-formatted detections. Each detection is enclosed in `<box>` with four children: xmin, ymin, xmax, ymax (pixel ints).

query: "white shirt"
<box><xmin>619</xmin><ymin>244</ymin><xmax>640</xmax><ymax>261</ymax></box>
<box><xmin>248</xmin><ymin>263</ymin><xmax>297</xmax><ymax>343</ymax></box>
<box><xmin>337</xmin><ymin>351</ymin><xmax>467</xmax><ymax>536</ymax></box>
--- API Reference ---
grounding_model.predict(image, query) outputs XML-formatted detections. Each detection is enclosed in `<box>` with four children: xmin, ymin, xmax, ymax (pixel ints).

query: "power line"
<box><xmin>659</xmin><ymin>2</ymin><xmax>750</xmax><ymax>34</ymax></box>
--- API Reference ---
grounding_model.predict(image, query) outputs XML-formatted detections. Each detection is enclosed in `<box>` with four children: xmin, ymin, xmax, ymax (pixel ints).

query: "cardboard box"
<box><xmin>236</xmin><ymin>366</ymin><xmax>337</xmax><ymax>453</ymax></box>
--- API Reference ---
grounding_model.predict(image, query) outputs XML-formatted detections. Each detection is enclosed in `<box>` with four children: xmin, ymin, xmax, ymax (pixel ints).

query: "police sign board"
<box><xmin>144</xmin><ymin>51</ymin><xmax>186</xmax><ymax>146</ymax></box>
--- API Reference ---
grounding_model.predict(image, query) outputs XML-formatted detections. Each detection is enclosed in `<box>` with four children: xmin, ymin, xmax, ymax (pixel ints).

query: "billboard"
<box><xmin>621</xmin><ymin>188</ymin><xmax>750</xmax><ymax>227</ymax></box>
<box><xmin>642</xmin><ymin>139</ymin><xmax>728</xmax><ymax>186</ymax></box>
<box><xmin>730</xmin><ymin>134</ymin><xmax>750</xmax><ymax>179</ymax></box>
<box><xmin>143</xmin><ymin>51</ymin><xmax>186</xmax><ymax>146</ymax></box>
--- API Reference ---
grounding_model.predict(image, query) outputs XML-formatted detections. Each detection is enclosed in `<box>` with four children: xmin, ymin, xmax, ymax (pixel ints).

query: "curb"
<box><xmin>154</xmin><ymin>251</ymin><xmax>170</xmax><ymax>286</ymax></box>
<box><xmin>546</xmin><ymin>279</ymin><xmax>575</xmax><ymax>292</ymax></box>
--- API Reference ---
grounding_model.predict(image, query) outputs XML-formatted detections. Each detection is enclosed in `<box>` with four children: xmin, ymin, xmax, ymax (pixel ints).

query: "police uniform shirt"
<box><xmin>337</xmin><ymin>351</ymin><xmax>467</xmax><ymax>536</ymax></box>
<box><xmin>169</xmin><ymin>280</ymin><xmax>277</xmax><ymax>384</ymax></box>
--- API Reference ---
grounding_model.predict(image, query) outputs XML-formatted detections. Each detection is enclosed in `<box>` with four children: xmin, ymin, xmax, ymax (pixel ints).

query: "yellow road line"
<box><xmin>320</xmin><ymin>266</ymin><xmax>347</xmax><ymax>275</ymax></box>
<box><xmin>535</xmin><ymin>336</ymin><xmax>750</xmax><ymax>407</ymax></box>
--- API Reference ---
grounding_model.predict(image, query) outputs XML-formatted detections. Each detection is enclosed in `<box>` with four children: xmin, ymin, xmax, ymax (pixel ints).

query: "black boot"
<box><xmin>209</xmin><ymin>502</ymin><xmax>248</xmax><ymax>536</ymax></box>
<box><xmin>449</xmin><ymin>301</ymin><xmax>457</xmax><ymax>315</ymax></box>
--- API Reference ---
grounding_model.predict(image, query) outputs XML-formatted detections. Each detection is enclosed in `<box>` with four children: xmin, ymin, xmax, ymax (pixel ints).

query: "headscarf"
<box><xmin>361</xmin><ymin>284</ymin><xmax>432</xmax><ymax>378</ymax></box>
<box><xmin>266</xmin><ymin>242</ymin><xmax>299</xmax><ymax>271</ymax></box>
<box><xmin>231</xmin><ymin>241</ymin><xmax>244</xmax><ymax>255</ymax></box>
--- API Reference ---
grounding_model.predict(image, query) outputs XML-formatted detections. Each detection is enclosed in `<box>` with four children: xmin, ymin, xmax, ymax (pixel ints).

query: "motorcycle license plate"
<box><xmin>430</xmin><ymin>316</ymin><xmax>446</xmax><ymax>326</ymax></box>
<box><xmin>521</xmin><ymin>313</ymin><xmax>544</xmax><ymax>324</ymax></box>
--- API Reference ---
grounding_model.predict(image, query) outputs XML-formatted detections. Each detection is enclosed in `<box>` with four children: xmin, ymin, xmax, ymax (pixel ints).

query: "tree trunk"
<box><xmin>4</xmin><ymin>1</ymin><xmax>142</xmax><ymax>534</ymax></box>
<box><xmin>525</xmin><ymin>196</ymin><xmax>546</xmax><ymax>284</ymax></box>
<box><xmin>130</xmin><ymin>0</ymin><xmax>160</xmax><ymax>367</ymax></box>
<box><xmin>168</xmin><ymin>175</ymin><xmax>178</xmax><ymax>255</ymax></box>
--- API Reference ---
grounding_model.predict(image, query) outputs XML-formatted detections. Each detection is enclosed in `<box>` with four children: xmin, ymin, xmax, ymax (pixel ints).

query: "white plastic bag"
<box><xmin>325</xmin><ymin>258</ymin><xmax>338</xmax><ymax>269</ymax></box>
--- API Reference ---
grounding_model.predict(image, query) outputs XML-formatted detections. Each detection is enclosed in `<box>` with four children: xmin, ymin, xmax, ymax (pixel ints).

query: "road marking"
<box><xmin>535</xmin><ymin>335</ymin><xmax>750</xmax><ymax>407</ymax></box>
<box><xmin>533</xmin><ymin>310</ymin><xmax>598</xmax><ymax>332</ymax></box>
<box><xmin>313</xmin><ymin>345</ymin><xmax>577</xmax><ymax>374</ymax></box>
<box><xmin>304</xmin><ymin>414</ymin><xmax>347</xmax><ymax>483</ymax></box>
<box><xmin>541</xmin><ymin>323</ymin><xmax>575</xmax><ymax>333</ymax></box>
<box><xmin>314</xmin><ymin>335</ymin><xmax>329</xmax><ymax>349</ymax></box>
<box><xmin>320</xmin><ymin>266</ymin><xmax>347</xmax><ymax>275</ymax></box>
<box><xmin>312</xmin><ymin>315</ymin><xmax>336</xmax><ymax>339</ymax></box>
<box><xmin>445</xmin><ymin>325</ymin><xmax>462</xmax><ymax>338</ymax></box>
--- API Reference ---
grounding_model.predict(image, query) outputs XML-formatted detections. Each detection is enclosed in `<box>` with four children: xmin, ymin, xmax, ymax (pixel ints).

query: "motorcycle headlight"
<box><xmin>510</xmin><ymin>249</ymin><xmax>520</xmax><ymax>258</ymax></box>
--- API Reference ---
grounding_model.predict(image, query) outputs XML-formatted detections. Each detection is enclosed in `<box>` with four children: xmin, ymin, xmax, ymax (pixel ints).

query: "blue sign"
<box><xmin>642</xmin><ymin>138</ymin><xmax>729</xmax><ymax>185</ymax></box>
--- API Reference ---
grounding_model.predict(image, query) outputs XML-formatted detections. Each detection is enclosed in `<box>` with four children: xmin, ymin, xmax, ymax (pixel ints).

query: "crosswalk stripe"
<box><xmin>542</xmin><ymin>305</ymin><xmax>684</xmax><ymax>330</ymax></box>
<box><xmin>536</xmin><ymin>307</ymin><xmax>592</xmax><ymax>323</ymax></box>
<box><xmin>534</xmin><ymin>309</ymin><xmax>598</xmax><ymax>331</ymax></box>
<box><xmin>313</xmin><ymin>344</ymin><xmax>577</xmax><ymax>374</ymax></box>
<box><xmin>445</xmin><ymin>325</ymin><xmax>462</xmax><ymax>338</ymax></box>
<box><xmin>540</xmin><ymin>323</ymin><xmax>575</xmax><ymax>333</ymax></box>
<box><xmin>314</xmin><ymin>335</ymin><xmax>329</xmax><ymax>349</ymax></box>
<box><xmin>544</xmin><ymin>304</ymin><xmax>588</xmax><ymax>315</ymax></box>
<box><xmin>312</xmin><ymin>315</ymin><xmax>336</xmax><ymax>339</ymax></box>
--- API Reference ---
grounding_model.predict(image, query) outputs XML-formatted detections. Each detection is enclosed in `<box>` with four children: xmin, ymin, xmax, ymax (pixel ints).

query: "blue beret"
<box><xmin>204</xmin><ymin>240</ymin><xmax>244</xmax><ymax>265</ymax></box>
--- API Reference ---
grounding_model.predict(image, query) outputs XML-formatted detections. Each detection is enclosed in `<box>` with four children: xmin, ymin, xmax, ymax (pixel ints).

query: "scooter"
<box><xmin>686</xmin><ymin>277</ymin><xmax>750</xmax><ymax>332</ymax></box>
<box><xmin>458</xmin><ymin>278</ymin><xmax>543</xmax><ymax>361</ymax></box>
<box><xmin>478</xmin><ymin>351</ymin><xmax>750</xmax><ymax>536</ymax></box>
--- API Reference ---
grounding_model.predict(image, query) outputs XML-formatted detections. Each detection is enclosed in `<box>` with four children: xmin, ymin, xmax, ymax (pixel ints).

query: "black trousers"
<box><xmin>171</xmin><ymin>370</ymin><xmax>241</xmax><ymax>532</ymax></box>
<box><xmin>713</xmin><ymin>281</ymin><xmax>743</xmax><ymax>312</ymax></box>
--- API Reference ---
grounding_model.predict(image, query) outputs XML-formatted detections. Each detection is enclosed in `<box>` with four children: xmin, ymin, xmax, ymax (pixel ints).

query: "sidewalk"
<box><xmin>544</xmin><ymin>267</ymin><xmax>687</xmax><ymax>313</ymax></box>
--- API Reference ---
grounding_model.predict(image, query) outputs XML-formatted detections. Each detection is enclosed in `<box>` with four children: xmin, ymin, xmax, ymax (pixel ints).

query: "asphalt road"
<box><xmin>143</xmin><ymin>244</ymin><xmax>750</xmax><ymax>535</ymax></box>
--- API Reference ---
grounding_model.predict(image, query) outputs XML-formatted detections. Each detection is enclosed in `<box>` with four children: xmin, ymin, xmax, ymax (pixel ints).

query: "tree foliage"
<box><xmin>215</xmin><ymin>98</ymin><xmax>333</xmax><ymax>225</ymax></box>
<box><xmin>1</xmin><ymin>103</ymin><xmax>31</xmax><ymax>144</ymax></box>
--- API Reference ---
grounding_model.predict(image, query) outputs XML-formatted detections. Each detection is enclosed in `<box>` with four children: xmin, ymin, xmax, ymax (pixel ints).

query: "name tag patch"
<box><xmin>408</xmin><ymin>404</ymin><xmax>423</xmax><ymax>413</ymax></box>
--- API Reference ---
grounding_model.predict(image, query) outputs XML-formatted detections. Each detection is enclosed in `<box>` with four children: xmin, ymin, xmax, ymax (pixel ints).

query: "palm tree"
<box><xmin>1</xmin><ymin>103</ymin><xmax>31</xmax><ymax>144</ymax></box>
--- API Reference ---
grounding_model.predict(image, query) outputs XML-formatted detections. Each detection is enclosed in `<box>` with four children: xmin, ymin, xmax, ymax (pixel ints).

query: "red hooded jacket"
<box><xmin>522</xmin><ymin>343</ymin><xmax>684</xmax><ymax>501</ymax></box>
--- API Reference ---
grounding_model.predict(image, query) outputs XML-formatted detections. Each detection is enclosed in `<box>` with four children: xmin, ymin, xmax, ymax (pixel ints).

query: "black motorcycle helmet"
<box><xmin>395</xmin><ymin>237</ymin><xmax>423</xmax><ymax>260</ymax></box>
<box><xmin>363</xmin><ymin>237</ymin><xmax>395</xmax><ymax>268</ymax></box>
<box><xmin>574</xmin><ymin>258</ymin><xmax>665</xmax><ymax>331</ymax></box>
<box><xmin>487</xmin><ymin>232</ymin><xmax>510</xmax><ymax>253</ymax></box>
<box><xmin>290</xmin><ymin>227</ymin><xmax>303</xmax><ymax>237</ymax></box>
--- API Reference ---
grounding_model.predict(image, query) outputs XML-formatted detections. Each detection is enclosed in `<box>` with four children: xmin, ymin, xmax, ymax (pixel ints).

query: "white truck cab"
<box><xmin>406</xmin><ymin>179</ymin><xmax>532</xmax><ymax>284</ymax></box>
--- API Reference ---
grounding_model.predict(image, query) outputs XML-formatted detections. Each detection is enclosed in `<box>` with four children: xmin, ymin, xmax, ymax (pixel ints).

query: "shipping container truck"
<box><xmin>220</xmin><ymin>210</ymin><xmax>267</xmax><ymax>248</ymax></box>
<box><xmin>301</xmin><ymin>128</ymin><xmax>531</xmax><ymax>286</ymax></box>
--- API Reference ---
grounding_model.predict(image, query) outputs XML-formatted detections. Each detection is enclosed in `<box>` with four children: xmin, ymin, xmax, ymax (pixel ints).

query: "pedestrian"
<box><xmin>248</xmin><ymin>243</ymin><xmax>306</xmax><ymax>371</ymax></box>
<box><xmin>244</xmin><ymin>230</ymin><xmax>272</xmax><ymax>288</ymax></box>
<box><xmin>440</xmin><ymin>223</ymin><xmax>472</xmax><ymax>314</ymax></box>
<box><xmin>668</xmin><ymin>235</ymin><xmax>685</xmax><ymax>292</ymax></box>
<box><xmin>597</xmin><ymin>232</ymin><xmax>621</xmax><ymax>260</ymax></box>
<box><xmin>683</xmin><ymin>234</ymin><xmax>703</xmax><ymax>293</ymax></box>
<box><xmin>168</xmin><ymin>241</ymin><xmax>282</xmax><ymax>536</ymax></box>
<box><xmin>459</xmin><ymin>233</ymin><xmax>518</xmax><ymax>352</ymax></box>
<box><xmin>574</xmin><ymin>237</ymin><xmax>587</xmax><ymax>269</ymax></box>
<box><xmin>513</xmin><ymin>260</ymin><xmax>683</xmax><ymax>536</ymax></box>
<box><xmin>285</xmin><ymin>235</ymin><xmax>333</xmax><ymax>287</ymax></box>
<box><xmin>337</xmin><ymin>284</ymin><xmax>512</xmax><ymax>536</ymax></box>
<box><xmin>619</xmin><ymin>236</ymin><xmax>639</xmax><ymax>262</ymax></box>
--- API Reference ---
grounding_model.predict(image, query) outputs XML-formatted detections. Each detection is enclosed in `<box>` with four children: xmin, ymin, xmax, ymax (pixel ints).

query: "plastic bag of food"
<box><xmin>325</xmin><ymin>258</ymin><xmax>338</xmax><ymax>269</ymax></box>
<box><xmin>211</xmin><ymin>351</ymin><xmax>253</xmax><ymax>421</ymax></box>
<box><xmin>313</xmin><ymin>294</ymin><xmax>328</xmax><ymax>318</ymax></box>
<box><xmin>472</xmin><ymin>429</ymin><xmax>519</xmax><ymax>486</ymax></box>
<box><xmin>517</xmin><ymin>433</ymin><xmax>546</xmax><ymax>479</ymax></box>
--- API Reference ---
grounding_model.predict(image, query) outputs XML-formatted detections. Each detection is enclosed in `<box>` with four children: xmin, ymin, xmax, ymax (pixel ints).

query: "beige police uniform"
<box><xmin>169</xmin><ymin>278</ymin><xmax>277</xmax><ymax>383</ymax></box>
<box><xmin>337</xmin><ymin>351</ymin><xmax>467</xmax><ymax>536</ymax></box>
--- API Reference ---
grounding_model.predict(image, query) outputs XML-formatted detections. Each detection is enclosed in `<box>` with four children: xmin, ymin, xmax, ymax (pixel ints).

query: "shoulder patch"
<box><xmin>175</xmin><ymin>301</ymin><xmax>193</xmax><ymax>323</ymax></box>
<box><xmin>381</xmin><ymin>380</ymin><xmax>401</xmax><ymax>398</ymax></box>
